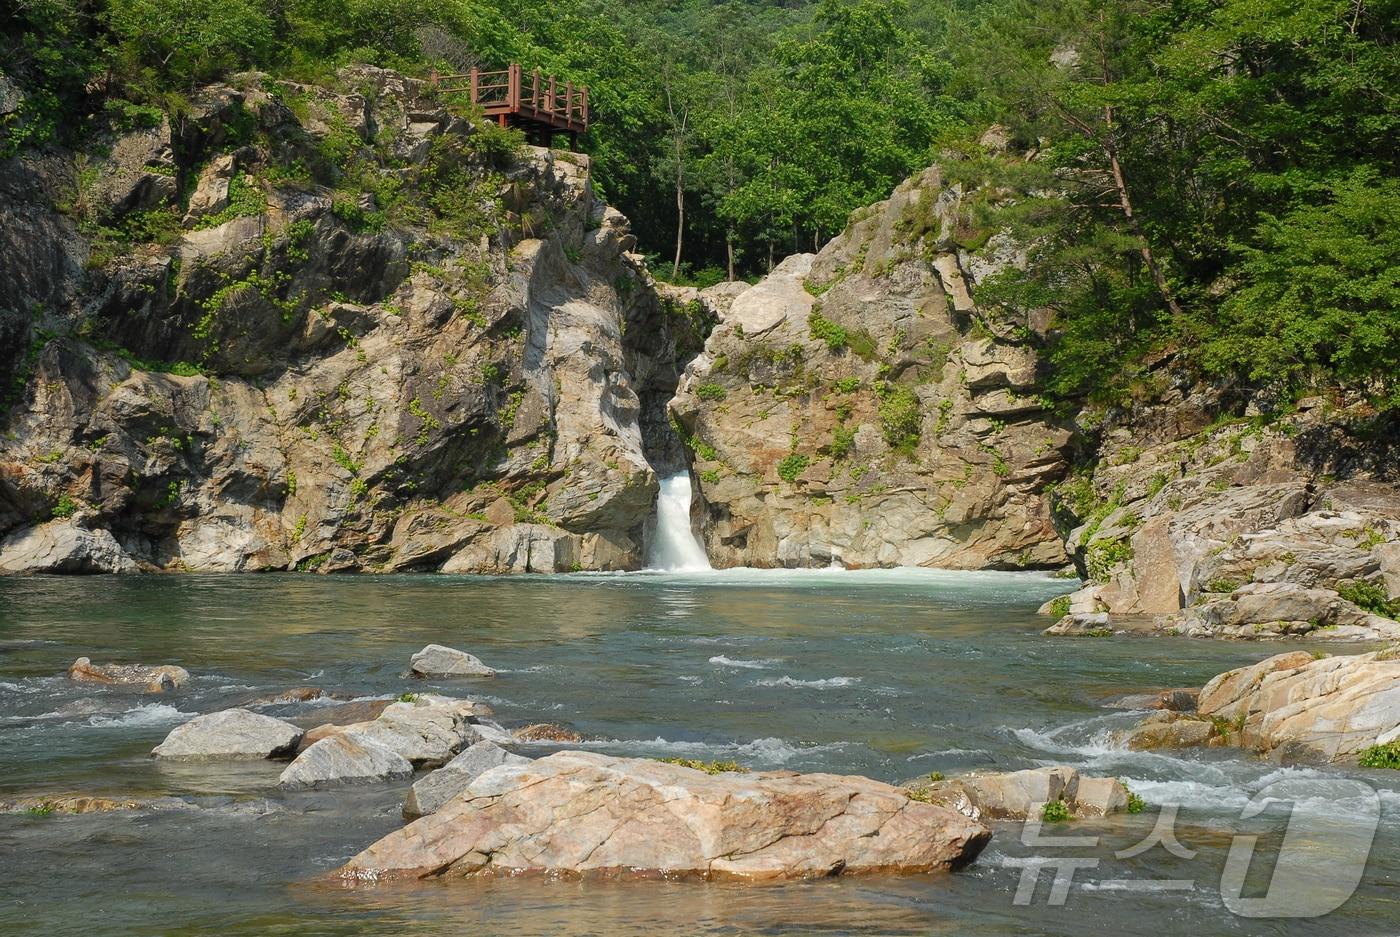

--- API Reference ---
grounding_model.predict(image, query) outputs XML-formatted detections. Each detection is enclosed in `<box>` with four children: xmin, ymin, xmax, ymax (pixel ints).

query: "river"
<box><xmin>1</xmin><ymin>570</ymin><xmax>1396</xmax><ymax>935</ymax></box>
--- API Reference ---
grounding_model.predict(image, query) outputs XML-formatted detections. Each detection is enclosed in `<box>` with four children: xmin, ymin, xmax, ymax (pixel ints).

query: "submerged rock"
<box><xmin>903</xmin><ymin>766</ymin><xmax>1130</xmax><ymax>820</ymax></box>
<box><xmin>512</xmin><ymin>723</ymin><xmax>585</xmax><ymax>742</ymax></box>
<box><xmin>1114</xmin><ymin>711</ymin><xmax>1216</xmax><ymax>751</ymax></box>
<box><xmin>409</xmin><ymin>644</ymin><xmax>496</xmax><ymax>678</ymax></box>
<box><xmin>67</xmin><ymin>657</ymin><xmax>190</xmax><ymax>692</ymax></box>
<box><xmin>277</xmin><ymin>733</ymin><xmax>413</xmax><ymax>789</ymax></box>
<box><xmin>402</xmin><ymin>740</ymin><xmax>530</xmax><ymax>820</ymax></box>
<box><xmin>339</xmin><ymin>751</ymin><xmax>990</xmax><ymax>882</ymax></box>
<box><xmin>0</xmin><ymin>794</ymin><xmax>194</xmax><ymax>815</ymax></box>
<box><xmin>151</xmin><ymin>708</ymin><xmax>303</xmax><ymax>761</ymax></box>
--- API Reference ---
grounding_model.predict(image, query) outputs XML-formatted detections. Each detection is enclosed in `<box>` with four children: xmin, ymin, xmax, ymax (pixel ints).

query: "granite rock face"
<box><xmin>670</xmin><ymin>166</ymin><xmax>1071</xmax><ymax>570</ymax></box>
<box><xmin>339</xmin><ymin>750</ymin><xmax>990</xmax><ymax>881</ymax></box>
<box><xmin>0</xmin><ymin>67</ymin><xmax>699</xmax><ymax>575</ymax></box>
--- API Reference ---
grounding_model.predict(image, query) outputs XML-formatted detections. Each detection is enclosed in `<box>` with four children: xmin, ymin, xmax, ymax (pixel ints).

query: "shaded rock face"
<box><xmin>671</xmin><ymin>166</ymin><xmax>1070</xmax><ymax>569</ymax></box>
<box><xmin>0</xmin><ymin>67</ymin><xmax>698</xmax><ymax>575</ymax></box>
<box><xmin>1116</xmin><ymin>651</ymin><xmax>1400</xmax><ymax>764</ymax></box>
<box><xmin>1044</xmin><ymin>394</ymin><xmax>1399</xmax><ymax>640</ymax></box>
<box><xmin>150</xmin><ymin>708</ymin><xmax>302</xmax><ymax>761</ymax></box>
<box><xmin>339</xmin><ymin>750</ymin><xmax>990</xmax><ymax>882</ymax></box>
<box><xmin>904</xmin><ymin>766</ymin><xmax>1129</xmax><ymax>820</ymax></box>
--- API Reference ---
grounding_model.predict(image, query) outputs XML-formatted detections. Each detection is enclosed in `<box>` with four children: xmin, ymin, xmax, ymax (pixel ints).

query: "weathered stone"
<box><xmin>151</xmin><ymin>708</ymin><xmax>302</xmax><ymax>761</ymax></box>
<box><xmin>0</xmin><ymin>522</ymin><xmax>137</xmax><ymax>574</ymax></box>
<box><xmin>277</xmin><ymin>732</ymin><xmax>413</xmax><ymax>789</ymax></box>
<box><xmin>339</xmin><ymin>751</ymin><xmax>990</xmax><ymax>881</ymax></box>
<box><xmin>183</xmin><ymin>154</ymin><xmax>236</xmax><ymax>224</ymax></box>
<box><xmin>1195</xmin><ymin>651</ymin><xmax>1400</xmax><ymax>762</ymax></box>
<box><xmin>67</xmin><ymin>657</ymin><xmax>189</xmax><ymax>692</ymax></box>
<box><xmin>402</xmin><ymin>741</ymin><xmax>530</xmax><ymax>820</ymax></box>
<box><xmin>409</xmin><ymin>644</ymin><xmax>495</xmax><ymax>677</ymax></box>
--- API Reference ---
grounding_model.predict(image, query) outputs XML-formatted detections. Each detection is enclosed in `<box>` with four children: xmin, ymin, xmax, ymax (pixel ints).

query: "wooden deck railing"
<box><xmin>432</xmin><ymin>64</ymin><xmax>589</xmax><ymax>136</ymax></box>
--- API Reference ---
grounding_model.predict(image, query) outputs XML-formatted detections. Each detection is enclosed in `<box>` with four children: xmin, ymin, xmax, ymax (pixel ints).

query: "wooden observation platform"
<box><xmin>433</xmin><ymin>64</ymin><xmax>589</xmax><ymax>149</ymax></box>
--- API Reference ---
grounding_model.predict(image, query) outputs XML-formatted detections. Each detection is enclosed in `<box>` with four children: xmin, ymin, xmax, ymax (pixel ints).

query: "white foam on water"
<box><xmin>86</xmin><ymin>703</ymin><xmax>192</xmax><ymax>728</ymax></box>
<box><xmin>754</xmin><ymin>675</ymin><xmax>860</xmax><ymax>688</ymax></box>
<box><xmin>561</xmin><ymin>734</ymin><xmax>851</xmax><ymax>766</ymax></box>
<box><xmin>708</xmin><ymin>655</ymin><xmax>780</xmax><ymax>670</ymax></box>
<box><xmin>646</xmin><ymin>473</ymin><xmax>711</xmax><ymax>572</ymax></box>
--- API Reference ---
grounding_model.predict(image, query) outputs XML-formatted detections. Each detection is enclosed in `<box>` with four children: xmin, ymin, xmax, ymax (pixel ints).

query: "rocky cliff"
<box><xmin>1045</xmin><ymin>386</ymin><xmax>1400</xmax><ymax>640</ymax></box>
<box><xmin>669</xmin><ymin>166</ymin><xmax>1071</xmax><ymax>569</ymax></box>
<box><xmin>0</xmin><ymin>68</ymin><xmax>692</xmax><ymax>573</ymax></box>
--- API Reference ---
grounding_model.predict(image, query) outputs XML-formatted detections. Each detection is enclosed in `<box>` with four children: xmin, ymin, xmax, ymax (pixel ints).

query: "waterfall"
<box><xmin>648</xmin><ymin>473</ymin><xmax>712</xmax><ymax>571</ymax></box>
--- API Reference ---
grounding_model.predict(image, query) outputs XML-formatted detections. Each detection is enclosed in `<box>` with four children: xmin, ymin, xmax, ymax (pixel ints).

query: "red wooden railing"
<box><xmin>432</xmin><ymin>64</ymin><xmax>589</xmax><ymax>135</ymax></box>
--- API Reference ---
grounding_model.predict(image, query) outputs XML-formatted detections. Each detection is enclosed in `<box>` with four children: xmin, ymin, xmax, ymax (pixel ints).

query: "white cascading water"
<box><xmin>648</xmin><ymin>473</ymin><xmax>712</xmax><ymax>571</ymax></box>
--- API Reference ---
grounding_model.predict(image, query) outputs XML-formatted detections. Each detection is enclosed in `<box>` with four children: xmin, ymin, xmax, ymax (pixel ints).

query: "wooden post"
<box><xmin>509</xmin><ymin>63</ymin><xmax>520</xmax><ymax>110</ymax></box>
<box><xmin>565</xmin><ymin>81</ymin><xmax>574</xmax><ymax>127</ymax></box>
<box><xmin>548</xmin><ymin>76</ymin><xmax>556</xmax><ymax>119</ymax></box>
<box><xmin>469</xmin><ymin>67</ymin><xmax>478</xmax><ymax>105</ymax></box>
<box><xmin>580</xmin><ymin>87</ymin><xmax>588</xmax><ymax>131</ymax></box>
<box><xmin>532</xmin><ymin>69</ymin><xmax>541</xmax><ymax>112</ymax></box>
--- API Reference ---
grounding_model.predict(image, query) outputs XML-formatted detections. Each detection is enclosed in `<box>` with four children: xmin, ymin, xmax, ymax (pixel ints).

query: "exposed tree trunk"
<box><xmin>672</xmin><ymin>180</ymin><xmax>685</xmax><ymax>282</ymax></box>
<box><xmin>1102</xmin><ymin>105</ymin><xmax>1183</xmax><ymax>319</ymax></box>
<box><xmin>726</xmin><ymin>232</ymin><xmax>736</xmax><ymax>282</ymax></box>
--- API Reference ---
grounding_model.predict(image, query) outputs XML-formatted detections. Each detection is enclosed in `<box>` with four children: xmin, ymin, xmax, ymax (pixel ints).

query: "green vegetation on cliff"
<box><xmin>3</xmin><ymin>0</ymin><xmax>1396</xmax><ymax>407</ymax></box>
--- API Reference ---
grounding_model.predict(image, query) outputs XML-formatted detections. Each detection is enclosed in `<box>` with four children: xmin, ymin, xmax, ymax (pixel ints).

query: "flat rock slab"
<box><xmin>339</xmin><ymin>750</ymin><xmax>990</xmax><ymax>882</ymax></box>
<box><xmin>278</xmin><ymin>732</ymin><xmax>413</xmax><ymax>789</ymax></box>
<box><xmin>409</xmin><ymin>644</ymin><xmax>496</xmax><ymax>677</ymax></box>
<box><xmin>68</xmin><ymin>657</ymin><xmax>190</xmax><ymax>692</ymax></box>
<box><xmin>904</xmin><ymin>766</ymin><xmax>1130</xmax><ymax>820</ymax></box>
<box><xmin>151</xmin><ymin>708</ymin><xmax>303</xmax><ymax>761</ymax></box>
<box><xmin>403</xmin><ymin>741</ymin><xmax>531</xmax><ymax>820</ymax></box>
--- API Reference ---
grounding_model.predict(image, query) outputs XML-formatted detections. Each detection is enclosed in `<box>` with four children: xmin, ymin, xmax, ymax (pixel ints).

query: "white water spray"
<box><xmin>648</xmin><ymin>473</ymin><xmax>712</xmax><ymax>571</ymax></box>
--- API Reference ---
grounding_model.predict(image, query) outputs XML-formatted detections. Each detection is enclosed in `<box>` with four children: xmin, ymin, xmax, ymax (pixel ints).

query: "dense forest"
<box><xmin>3</xmin><ymin>0</ymin><xmax>1396</xmax><ymax>407</ymax></box>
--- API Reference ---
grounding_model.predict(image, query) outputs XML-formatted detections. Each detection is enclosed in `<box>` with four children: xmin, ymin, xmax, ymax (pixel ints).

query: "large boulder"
<box><xmin>903</xmin><ymin>766</ymin><xmax>1130</xmax><ymax>820</ymax></box>
<box><xmin>1199</xmin><ymin>650</ymin><xmax>1400</xmax><ymax>762</ymax></box>
<box><xmin>402</xmin><ymin>741</ymin><xmax>530</xmax><ymax>820</ymax></box>
<box><xmin>1115</xmin><ymin>650</ymin><xmax>1400</xmax><ymax>763</ymax></box>
<box><xmin>0</xmin><ymin>522</ymin><xmax>137</xmax><ymax>574</ymax></box>
<box><xmin>151</xmin><ymin>708</ymin><xmax>303</xmax><ymax>761</ymax></box>
<box><xmin>338</xmin><ymin>751</ymin><xmax>990</xmax><ymax>882</ymax></box>
<box><xmin>277</xmin><ymin>732</ymin><xmax>413</xmax><ymax>789</ymax></box>
<box><xmin>409</xmin><ymin>644</ymin><xmax>496</xmax><ymax>677</ymax></box>
<box><xmin>67</xmin><ymin>657</ymin><xmax>190</xmax><ymax>692</ymax></box>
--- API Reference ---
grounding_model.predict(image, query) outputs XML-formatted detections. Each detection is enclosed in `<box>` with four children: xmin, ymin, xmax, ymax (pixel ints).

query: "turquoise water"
<box><xmin>0</xmin><ymin>570</ymin><xmax>1396</xmax><ymax>935</ymax></box>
